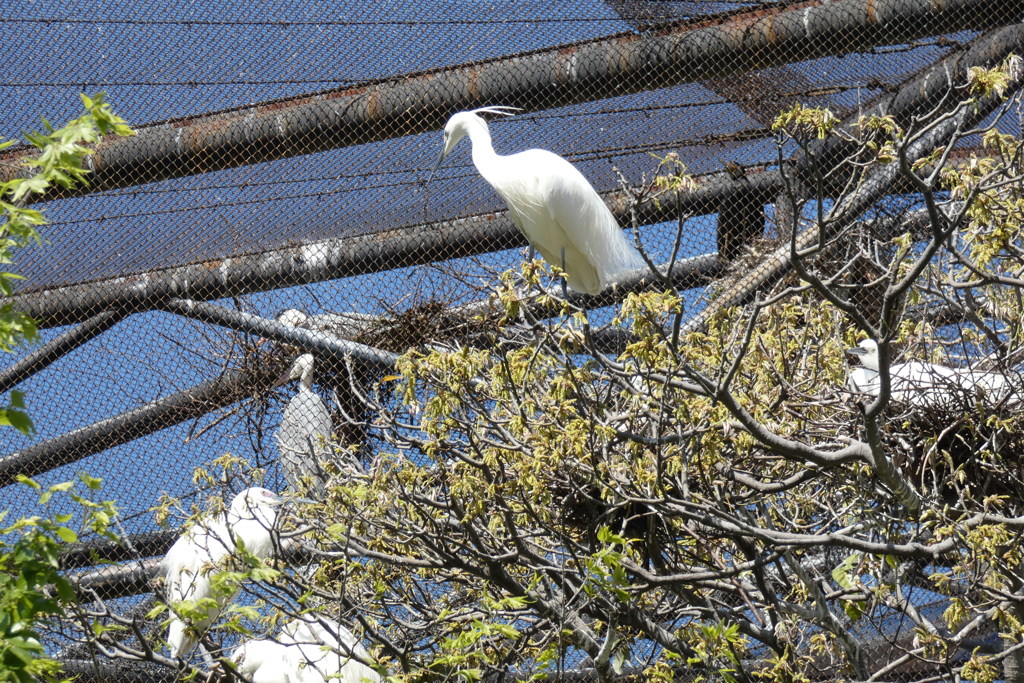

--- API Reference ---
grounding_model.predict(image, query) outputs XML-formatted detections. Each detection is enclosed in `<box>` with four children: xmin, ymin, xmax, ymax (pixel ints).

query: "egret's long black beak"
<box><xmin>272</xmin><ymin>366</ymin><xmax>294</xmax><ymax>389</ymax></box>
<box><xmin>426</xmin><ymin>148</ymin><xmax>446</xmax><ymax>185</ymax></box>
<box><xmin>846</xmin><ymin>347</ymin><xmax>868</xmax><ymax>357</ymax></box>
<box><xmin>285</xmin><ymin>494</ymin><xmax>317</xmax><ymax>506</ymax></box>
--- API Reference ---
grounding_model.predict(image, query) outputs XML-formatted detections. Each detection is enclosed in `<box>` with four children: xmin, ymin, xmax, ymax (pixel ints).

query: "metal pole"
<box><xmin>0</xmin><ymin>0</ymin><xmax>1011</xmax><ymax>201</ymax></box>
<box><xmin>0</xmin><ymin>310</ymin><xmax>128</xmax><ymax>394</ymax></box>
<box><xmin>681</xmin><ymin>23</ymin><xmax>1024</xmax><ymax>335</ymax></box>
<box><xmin>9</xmin><ymin>171</ymin><xmax>777</xmax><ymax>330</ymax></box>
<box><xmin>157</xmin><ymin>299</ymin><xmax>399</xmax><ymax>368</ymax></box>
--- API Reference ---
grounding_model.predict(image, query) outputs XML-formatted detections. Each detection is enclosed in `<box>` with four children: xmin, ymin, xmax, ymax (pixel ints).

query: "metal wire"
<box><xmin>0</xmin><ymin>0</ymin><xmax>1017</xmax><ymax>680</ymax></box>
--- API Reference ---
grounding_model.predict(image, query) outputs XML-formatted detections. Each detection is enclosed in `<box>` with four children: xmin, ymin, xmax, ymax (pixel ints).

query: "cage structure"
<box><xmin>2</xmin><ymin>1</ymin><xmax>1024</xmax><ymax>681</ymax></box>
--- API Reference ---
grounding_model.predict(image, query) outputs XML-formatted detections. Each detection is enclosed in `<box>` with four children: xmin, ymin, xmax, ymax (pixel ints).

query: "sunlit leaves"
<box><xmin>0</xmin><ymin>476</ymin><xmax>117</xmax><ymax>683</ymax></box>
<box><xmin>772</xmin><ymin>104</ymin><xmax>839</xmax><ymax>141</ymax></box>
<box><xmin>0</xmin><ymin>94</ymin><xmax>134</xmax><ymax>436</ymax></box>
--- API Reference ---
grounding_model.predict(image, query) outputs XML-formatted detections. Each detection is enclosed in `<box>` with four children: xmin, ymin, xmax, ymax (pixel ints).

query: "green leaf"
<box><xmin>15</xmin><ymin>475</ymin><xmax>40</xmax><ymax>490</ymax></box>
<box><xmin>831</xmin><ymin>553</ymin><xmax>861</xmax><ymax>590</ymax></box>
<box><xmin>54</xmin><ymin>527</ymin><xmax>77</xmax><ymax>544</ymax></box>
<box><xmin>0</xmin><ymin>406</ymin><xmax>33</xmax><ymax>435</ymax></box>
<box><xmin>842</xmin><ymin>600</ymin><xmax>864</xmax><ymax>622</ymax></box>
<box><xmin>78</xmin><ymin>472</ymin><xmax>103</xmax><ymax>490</ymax></box>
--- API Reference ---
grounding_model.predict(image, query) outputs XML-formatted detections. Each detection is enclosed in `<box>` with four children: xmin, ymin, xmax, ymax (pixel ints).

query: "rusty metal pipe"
<box><xmin>9</xmin><ymin>172</ymin><xmax>775</xmax><ymax>330</ymax></box>
<box><xmin>0</xmin><ymin>309</ymin><xmax>128</xmax><ymax>394</ymax></box>
<box><xmin>0</xmin><ymin>0</ymin><xmax>1014</xmax><ymax>201</ymax></box>
<box><xmin>0</xmin><ymin>363</ymin><xmax>282</xmax><ymax>487</ymax></box>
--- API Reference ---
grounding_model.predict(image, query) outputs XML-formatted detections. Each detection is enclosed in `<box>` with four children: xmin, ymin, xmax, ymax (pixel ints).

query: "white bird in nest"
<box><xmin>846</xmin><ymin>338</ymin><xmax>1017</xmax><ymax>409</ymax></box>
<box><xmin>430</xmin><ymin>106</ymin><xmax>646</xmax><ymax>295</ymax></box>
<box><xmin>276</xmin><ymin>353</ymin><xmax>336</xmax><ymax>496</ymax></box>
<box><xmin>161</xmin><ymin>487</ymin><xmax>294</xmax><ymax>661</ymax></box>
<box><xmin>231</xmin><ymin>615</ymin><xmax>381</xmax><ymax>683</ymax></box>
<box><xmin>274</xmin><ymin>308</ymin><xmax>378</xmax><ymax>341</ymax></box>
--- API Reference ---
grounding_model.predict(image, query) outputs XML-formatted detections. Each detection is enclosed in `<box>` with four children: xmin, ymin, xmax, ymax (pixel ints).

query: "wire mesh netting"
<box><xmin>3</xmin><ymin>0</ymin><xmax>1024</xmax><ymax>681</ymax></box>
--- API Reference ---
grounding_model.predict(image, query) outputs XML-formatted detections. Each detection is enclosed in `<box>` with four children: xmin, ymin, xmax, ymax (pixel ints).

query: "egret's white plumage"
<box><xmin>231</xmin><ymin>616</ymin><xmax>381</xmax><ymax>683</ymax></box>
<box><xmin>162</xmin><ymin>487</ymin><xmax>286</xmax><ymax>659</ymax></box>
<box><xmin>232</xmin><ymin>640</ymin><xmax>297</xmax><ymax>683</ymax></box>
<box><xmin>275</xmin><ymin>308</ymin><xmax>377</xmax><ymax>340</ymax></box>
<box><xmin>277</xmin><ymin>354</ymin><xmax>334</xmax><ymax>495</ymax></box>
<box><xmin>846</xmin><ymin>339</ymin><xmax>1017</xmax><ymax>408</ymax></box>
<box><xmin>282</xmin><ymin>616</ymin><xmax>381</xmax><ymax>683</ymax></box>
<box><xmin>432</xmin><ymin>107</ymin><xmax>646</xmax><ymax>295</ymax></box>
<box><xmin>846</xmin><ymin>365</ymin><xmax>881</xmax><ymax>396</ymax></box>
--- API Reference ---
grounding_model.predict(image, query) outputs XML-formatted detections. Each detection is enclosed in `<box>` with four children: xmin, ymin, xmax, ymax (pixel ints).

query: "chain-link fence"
<box><xmin>3</xmin><ymin>1</ymin><xmax>1024</xmax><ymax>681</ymax></box>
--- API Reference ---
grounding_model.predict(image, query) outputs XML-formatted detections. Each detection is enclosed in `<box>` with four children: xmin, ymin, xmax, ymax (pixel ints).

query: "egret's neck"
<box><xmin>465</xmin><ymin>118</ymin><xmax>500</xmax><ymax>179</ymax></box>
<box><xmin>299</xmin><ymin>366</ymin><xmax>315</xmax><ymax>391</ymax></box>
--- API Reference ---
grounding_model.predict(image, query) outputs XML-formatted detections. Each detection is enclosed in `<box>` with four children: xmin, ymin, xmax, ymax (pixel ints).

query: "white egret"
<box><xmin>846</xmin><ymin>339</ymin><xmax>1016</xmax><ymax>408</ymax></box>
<box><xmin>282</xmin><ymin>616</ymin><xmax>381</xmax><ymax>683</ymax></box>
<box><xmin>162</xmin><ymin>487</ymin><xmax>288</xmax><ymax>660</ymax></box>
<box><xmin>275</xmin><ymin>308</ymin><xmax>377</xmax><ymax>340</ymax></box>
<box><xmin>231</xmin><ymin>616</ymin><xmax>381</xmax><ymax>683</ymax></box>
<box><xmin>231</xmin><ymin>640</ymin><xmax>296</xmax><ymax>683</ymax></box>
<box><xmin>276</xmin><ymin>354</ymin><xmax>335</xmax><ymax>495</ymax></box>
<box><xmin>430</xmin><ymin>106</ymin><xmax>646</xmax><ymax>295</ymax></box>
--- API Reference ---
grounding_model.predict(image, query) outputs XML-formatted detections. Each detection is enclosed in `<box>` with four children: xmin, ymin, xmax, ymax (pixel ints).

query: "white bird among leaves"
<box><xmin>846</xmin><ymin>338</ymin><xmax>1016</xmax><ymax>409</ymax></box>
<box><xmin>431</xmin><ymin>106</ymin><xmax>646</xmax><ymax>295</ymax></box>
<box><xmin>231</xmin><ymin>615</ymin><xmax>381</xmax><ymax>683</ymax></box>
<box><xmin>276</xmin><ymin>354</ymin><xmax>335</xmax><ymax>495</ymax></box>
<box><xmin>161</xmin><ymin>487</ymin><xmax>289</xmax><ymax>660</ymax></box>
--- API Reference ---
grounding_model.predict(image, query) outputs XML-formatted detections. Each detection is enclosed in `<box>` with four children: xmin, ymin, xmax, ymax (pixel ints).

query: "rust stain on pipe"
<box><xmin>867</xmin><ymin>0</ymin><xmax>879</xmax><ymax>24</ymax></box>
<box><xmin>466</xmin><ymin>66</ymin><xmax>482</xmax><ymax>101</ymax></box>
<box><xmin>0</xmin><ymin>0</ymin><xmax>1010</xmax><ymax>200</ymax></box>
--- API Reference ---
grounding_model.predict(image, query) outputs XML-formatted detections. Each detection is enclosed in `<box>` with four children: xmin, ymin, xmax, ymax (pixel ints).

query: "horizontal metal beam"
<box><xmin>66</xmin><ymin>540</ymin><xmax>315</xmax><ymax>601</ymax></box>
<box><xmin>0</xmin><ymin>363</ymin><xmax>283</xmax><ymax>487</ymax></box>
<box><xmin>158</xmin><ymin>299</ymin><xmax>399</xmax><ymax>369</ymax></box>
<box><xmin>0</xmin><ymin>0</ymin><xmax>1011</xmax><ymax>201</ymax></box>
<box><xmin>70</xmin><ymin>557</ymin><xmax>161</xmax><ymax>601</ymax></box>
<box><xmin>0</xmin><ymin>310</ymin><xmax>128</xmax><ymax>394</ymax></box>
<box><xmin>683</xmin><ymin>23</ymin><xmax>1024</xmax><ymax>335</ymax></box>
<box><xmin>61</xmin><ymin>530</ymin><xmax>176</xmax><ymax>571</ymax></box>
<box><xmin>9</xmin><ymin>170</ymin><xmax>777</xmax><ymax>330</ymax></box>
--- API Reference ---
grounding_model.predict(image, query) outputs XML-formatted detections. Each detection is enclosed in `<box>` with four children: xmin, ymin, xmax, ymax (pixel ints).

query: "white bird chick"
<box><xmin>281</xmin><ymin>616</ymin><xmax>381</xmax><ymax>683</ymax></box>
<box><xmin>231</xmin><ymin>616</ymin><xmax>381</xmax><ymax>683</ymax></box>
<box><xmin>431</xmin><ymin>106</ymin><xmax>646</xmax><ymax>295</ymax></box>
<box><xmin>845</xmin><ymin>338</ymin><xmax>1001</xmax><ymax>409</ymax></box>
<box><xmin>232</xmin><ymin>639</ymin><xmax>297</xmax><ymax>683</ymax></box>
<box><xmin>275</xmin><ymin>308</ymin><xmax>377</xmax><ymax>339</ymax></box>
<box><xmin>162</xmin><ymin>487</ymin><xmax>287</xmax><ymax>659</ymax></box>
<box><xmin>276</xmin><ymin>354</ymin><xmax>334</xmax><ymax>495</ymax></box>
<box><xmin>276</xmin><ymin>308</ymin><xmax>309</xmax><ymax>328</ymax></box>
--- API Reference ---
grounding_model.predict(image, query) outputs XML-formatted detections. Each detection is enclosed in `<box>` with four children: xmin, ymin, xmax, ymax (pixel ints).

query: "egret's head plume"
<box><xmin>429</xmin><ymin>106</ymin><xmax>523</xmax><ymax>182</ymax></box>
<box><xmin>468</xmin><ymin>105</ymin><xmax>522</xmax><ymax>119</ymax></box>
